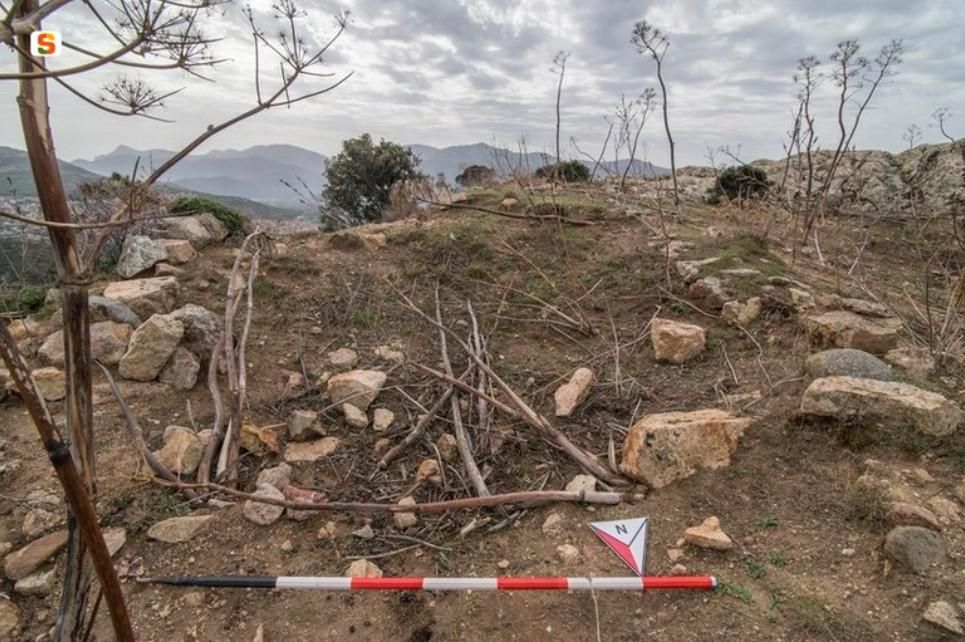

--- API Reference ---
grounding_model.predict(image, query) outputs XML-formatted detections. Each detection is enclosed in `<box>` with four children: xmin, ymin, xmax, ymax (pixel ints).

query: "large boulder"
<box><xmin>554</xmin><ymin>367</ymin><xmax>594</xmax><ymax>417</ymax></box>
<box><xmin>327</xmin><ymin>370</ymin><xmax>387</xmax><ymax>410</ymax></box>
<box><xmin>804</xmin><ymin>310</ymin><xmax>901</xmax><ymax>355</ymax></box>
<box><xmin>805</xmin><ymin>349</ymin><xmax>893</xmax><ymax>381</ymax></box>
<box><xmin>158</xmin><ymin>216</ymin><xmax>212</xmax><ymax>249</ymax></box>
<box><xmin>31</xmin><ymin>367</ymin><xmax>65</xmax><ymax>401</ymax></box>
<box><xmin>88</xmin><ymin>295</ymin><xmax>141</xmax><ymax>327</ymax></box>
<box><xmin>159</xmin><ymin>239</ymin><xmax>197</xmax><ymax>265</ymax></box>
<box><xmin>158</xmin><ymin>346</ymin><xmax>200</xmax><ymax>390</ymax></box>
<box><xmin>115</xmin><ymin>235</ymin><xmax>168</xmax><ymax>278</ymax></box>
<box><xmin>38</xmin><ymin>321</ymin><xmax>131</xmax><ymax>367</ymax></box>
<box><xmin>800</xmin><ymin>376</ymin><xmax>962</xmax><ymax>436</ymax></box>
<box><xmin>168</xmin><ymin>304</ymin><xmax>219</xmax><ymax>360</ymax></box>
<box><xmin>119</xmin><ymin>314</ymin><xmax>184</xmax><ymax>381</ymax></box>
<box><xmin>103</xmin><ymin>276</ymin><xmax>178</xmax><ymax>319</ymax></box>
<box><xmin>620</xmin><ymin>409</ymin><xmax>752</xmax><ymax>487</ymax></box>
<box><xmin>883</xmin><ymin>526</ymin><xmax>945</xmax><ymax>574</ymax></box>
<box><xmin>197</xmin><ymin>212</ymin><xmax>230</xmax><ymax>241</ymax></box>
<box><xmin>884</xmin><ymin>347</ymin><xmax>935</xmax><ymax>378</ymax></box>
<box><xmin>651</xmin><ymin>318</ymin><xmax>706</xmax><ymax>364</ymax></box>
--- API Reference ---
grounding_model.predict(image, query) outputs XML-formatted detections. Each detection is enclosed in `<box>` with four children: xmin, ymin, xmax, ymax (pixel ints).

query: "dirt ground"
<box><xmin>2</xmin><ymin>185</ymin><xmax>964</xmax><ymax>641</ymax></box>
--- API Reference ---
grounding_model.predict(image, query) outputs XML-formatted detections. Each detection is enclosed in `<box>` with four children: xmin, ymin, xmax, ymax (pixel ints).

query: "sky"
<box><xmin>0</xmin><ymin>0</ymin><xmax>963</xmax><ymax>166</ymax></box>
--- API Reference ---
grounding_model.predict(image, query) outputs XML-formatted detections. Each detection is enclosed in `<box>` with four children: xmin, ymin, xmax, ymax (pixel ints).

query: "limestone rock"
<box><xmin>374</xmin><ymin>345</ymin><xmax>405</xmax><ymax>364</ymax></box>
<box><xmin>256</xmin><ymin>463</ymin><xmax>292</xmax><ymax>491</ymax></box>
<box><xmin>0</xmin><ymin>596</ymin><xmax>21</xmax><ymax>639</ymax></box>
<box><xmin>417</xmin><ymin>458</ymin><xmax>442</xmax><ymax>485</ymax></box>
<box><xmin>7</xmin><ymin>318</ymin><xmax>44</xmax><ymax>341</ymax></box>
<box><xmin>14</xmin><ymin>567</ymin><xmax>56</xmax><ymax>596</ymax></box>
<box><xmin>288</xmin><ymin>409</ymin><xmax>322</xmax><ymax>441</ymax></box>
<box><xmin>676</xmin><ymin>257</ymin><xmax>720</xmax><ymax>282</ymax></box>
<box><xmin>160</xmin><ymin>239</ymin><xmax>197</xmax><ymax>265</ymax></box>
<box><xmin>436</xmin><ymin>433</ymin><xmax>458</xmax><ymax>461</ymax></box>
<box><xmin>840</xmin><ymin>297</ymin><xmax>891</xmax><ymax>318</ymax></box>
<box><xmin>102</xmin><ymin>527</ymin><xmax>127</xmax><ymax>557</ymax></box>
<box><xmin>788</xmin><ymin>288</ymin><xmax>816</xmax><ymax>311</ymax></box>
<box><xmin>168</xmin><ymin>304</ymin><xmax>219</xmax><ymax>359</ymax></box>
<box><xmin>154</xmin><ymin>426</ymin><xmax>202</xmax><ymax>475</ymax></box>
<box><xmin>884</xmin><ymin>526</ymin><xmax>945</xmax><ymax>574</ymax></box>
<box><xmin>39</xmin><ymin>321</ymin><xmax>132</xmax><ymax>367</ymax></box>
<box><xmin>32</xmin><ymin>367</ymin><xmax>65</xmax><ymax>401</ymax></box>
<box><xmin>923</xmin><ymin>601</ymin><xmax>963</xmax><ymax>635</ymax></box>
<box><xmin>564</xmin><ymin>474</ymin><xmax>597</xmax><ymax>493</ymax></box>
<box><xmin>160</xmin><ymin>216</ymin><xmax>212</xmax><ymax>249</ymax></box>
<box><xmin>21</xmin><ymin>508</ymin><xmax>61</xmax><ymax>539</ymax></box>
<box><xmin>240</xmin><ymin>423</ymin><xmax>279</xmax><ymax>455</ymax></box>
<box><xmin>119</xmin><ymin>314</ymin><xmax>184</xmax><ymax>381</ymax></box>
<box><xmin>651</xmin><ymin>318</ymin><xmax>706</xmax><ymax>364</ymax></box>
<box><xmin>621</xmin><ymin>409</ymin><xmax>752</xmax><ymax>488</ymax></box>
<box><xmin>147</xmin><ymin>515</ymin><xmax>213</xmax><ymax>543</ymax></box>
<box><xmin>284</xmin><ymin>438</ymin><xmax>340</xmax><ymax>463</ymax></box>
<box><xmin>343</xmin><ymin>403</ymin><xmax>369</xmax><ymax>429</ymax></box>
<box><xmin>887</xmin><ymin>503</ymin><xmax>941</xmax><ymax>531</ymax></box>
<box><xmin>327</xmin><ymin>347</ymin><xmax>359</xmax><ymax>371</ymax></box>
<box><xmin>159</xmin><ymin>346</ymin><xmax>200</xmax><ymax>390</ymax></box>
<box><xmin>805</xmin><ymin>349</ymin><xmax>893</xmax><ymax>381</ymax></box>
<box><xmin>327</xmin><ymin>369</ymin><xmax>387</xmax><ymax>410</ymax></box>
<box><xmin>155</xmin><ymin>262</ymin><xmax>184</xmax><ymax>277</ymax></box>
<box><xmin>542</xmin><ymin>513</ymin><xmax>564</xmax><ymax>535</ymax></box>
<box><xmin>116</xmin><ymin>235</ymin><xmax>168</xmax><ymax>278</ymax></box>
<box><xmin>804</xmin><ymin>310</ymin><xmax>901</xmax><ymax>355</ymax></box>
<box><xmin>800</xmin><ymin>376</ymin><xmax>962</xmax><ymax>436</ymax></box>
<box><xmin>197</xmin><ymin>212</ymin><xmax>230</xmax><ymax>241</ymax></box>
<box><xmin>884</xmin><ymin>347</ymin><xmax>935</xmax><ymax>378</ymax></box>
<box><xmin>394</xmin><ymin>496</ymin><xmax>418</xmax><ymax>529</ymax></box>
<box><xmin>353</xmin><ymin>524</ymin><xmax>375</xmax><ymax>539</ymax></box>
<box><xmin>554</xmin><ymin>367</ymin><xmax>594</xmax><ymax>417</ymax></box>
<box><xmin>4</xmin><ymin>530</ymin><xmax>68</xmax><ymax>580</ymax></box>
<box><xmin>925</xmin><ymin>496</ymin><xmax>961</xmax><ymax>525</ymax></box>
<box><xmin>721</xmin><ymin>297</ymin><xmax>762</xmax><ymax>326</ymax></box>
<box><xmin>688</xmin><ymin>277</ymin><xmax>728</xmax><ymax>309</ymax></box>
<box><xmin>103</xmin><ymin>276</ymin><xmax>178</xmax><ymax>318</ymax></box>
<box><xmin>556</xmin><ymin>544</ymin><xmax>580</xmax><ymax>565</ymax></box>
<box><xmin>345</xmin><ymin>559</ymin><xmax>382</xmax><ymax>578</ymax></box>
<box><xmin>243</xmin><ymin>485</ymin><xmax>286</xmax><ymax>526</ymax></box>
<box><xmin>89</xmin><ymin>295</ymin><xmax>142</xmax><ymax>327</ymax></box>
<box><xmin>684</xmin><ymin>516</ymin><xmax>734</xmax><ymax>550</ymax></box>
<box><xmin>373</xmin><ymin>408</ymin><xmax>395</xmax><ymax>432</ymax></box>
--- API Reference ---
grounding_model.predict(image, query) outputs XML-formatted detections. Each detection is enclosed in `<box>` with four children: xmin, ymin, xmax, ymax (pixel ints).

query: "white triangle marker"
<box><xmin>589</xmin><ymin>517</ymin><xmax>649</xmax><ymax>576</ymax></box>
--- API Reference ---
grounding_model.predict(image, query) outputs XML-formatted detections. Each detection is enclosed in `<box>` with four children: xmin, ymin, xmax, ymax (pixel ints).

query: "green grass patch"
<box><xmin>717</xmin><ymin>581</ymin><xmax>754</xmax><ymax>605</ymax></box>
<box><xmin>0</xmin><ymin>284</ymin><xmax>48</xmax><ymax>314</ymax></box>
<box><xmin>171</xmin><ymin>195</ymin><xmax>249</xmax><ymax>235</ymax></box>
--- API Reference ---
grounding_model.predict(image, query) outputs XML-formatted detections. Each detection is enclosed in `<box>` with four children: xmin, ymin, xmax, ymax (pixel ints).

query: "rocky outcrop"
<box><xmin>119</xmin><ymin>314</ymin><xmax>184</xmax><ymax>381</ymax></box>
<box><xmin>39</xmin><ymin>321</ymin><xmax>131</xmax><ymax>367</ymax></box>
<box><xmin>651</xmin><ymin>318</ymin><xmax>706</xmax><ymax>364</ymax></box>
<box><xmin>103</xmin><ymin>276</ymin><xmax>179</xmax><ymax>319</ymax></box>
<box><xmin>115</xmin><ymin>235</ymin><xmax>168</xmax><ymax>278</ymax></box>
<box><xmin>158</xmin><ymin>216</ymin><xmax>213</xmax><ymax>249</ymax></box>
<box><xmin>159</xmin><ymin>239</ymin><xmax>197</xmax><ymax>265</ymax></box>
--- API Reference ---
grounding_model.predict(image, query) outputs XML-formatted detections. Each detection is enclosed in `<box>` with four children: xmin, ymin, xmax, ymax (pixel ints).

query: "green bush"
<box><xmin>0</xmin><ymin>285</ymin><xmax>47</xmax><ymax>314</ymax></box>
<box><xmin>709</xmin><ymin>165</ymin><xmax>770</xmax><ymax>202</ymax></box>
<box><xmin>455</xmin><ymin>164</ymin><xmax>496</xmax><ymax>187</ymax></box>
<box><xmin>170</xmin><ymin>196</ymin><xmax>248</xmax><ymax>235</ymax></box>
<box><xmin>535</xmin><ymin>160</ymin><xmax>590</xmax><ymax>182</ymax></box>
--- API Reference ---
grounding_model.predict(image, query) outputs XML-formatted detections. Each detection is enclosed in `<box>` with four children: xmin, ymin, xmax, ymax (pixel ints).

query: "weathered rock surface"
<box><xmin>116</xmin><ymin>235</ymin><xmax>168</xmax><ymax>278</ymax></box>
<box><xmin>922</xmin><ymin>601</ymin><xmax>963</xmax><ymax>635</ymax></box>
<box><xmin>394</xmin><ymin>496</ymin><xmax>418</xmax><ymax>529</ymax></box>
<box><xmin>800</xmin><ymin>376</ymin><xmax>962</xmax><ymax>436</ymax></box>
<box><xmin>343</xmin><ymin>403</ymin><xmax>369</xmax><ymax>428</ymax></box>
<box><xmin>884</xmin><ymin>347</ymin><xmax>935</xmax><ymax>378</ymax></box>
<box><xmin>621</xmin><ymin>409</ymin><xmax>752</xmax><ymax>487</ymax></box>
<box><xmin>651</xmin><ymin>318</ymin><xmax>706</xmax><ymax>364</ymax></box>
<box><xmin>327</xmin><ymin>347</ymin><xmax>359</xmax><ymax>371</ymax></box>
<box><xmin>688</xmin><ymin>277</ymin><xmax>728</xmax><ymax>309</ymax></box>
<box><xmin>32</xmin><ymin>367</ymin><xmax>65</xmax><ymax>401</ymax></box>
<box><xmin>804</xmin><ymin>310</ymin><xmax>901</xmax><ymax>354</ymax></box>
<box><xmin>0</xmin><ymin>600</ymin><xmax>21</xmax><ymax>639</ymax></box>
<box><xmin>887</xmin><ymin>503</ymin><xmax>941</xmax><ymax>531</ymax></box>
<box><xmin>256</xmin><ymin>463</ymin><xmax>292</xmax><ymax>491</ymax></box>
<box><xmin>554</xmin><ymin>367</ymin><xmax>594</xmax><ymax>417</ymax></box>
<box><xmin>159</xmin><ymin>216</ymin><xmax>212</xmax><ymax>249</ymax></box>
<box><xmin>721</xmin><ymin>297</ymin><xmax>762</xmax><ymax>325</ymax></box>
<box><xmin>168</xmin><ymin>304</ymin><xmax>219</xmax><ymax>359</ymax></box>
<box><xmin>684</xmin><ymin>516</ymin><xmax>734</xmax><ymax>550</ymax></box>
<box><xmin>103</xmin><ymin>276</ymin><xmax>179</xmax><ymax>318</ymax></box>
<box><xmin>119</xmin><ymin>314</ymin><xmax>184</xmax><ymax>381</ymax></box>
<box><xmin>373</xmin><ymin>408</ymin><xmax>395</xmax><ymax>432</ymax></box>
<box><xmin>158</xmin><ymin>346</ymin><xmax>200</xmax><ymax>390</ymax></box>
<box><xmin>284</xmin><ymin>438</ymin><xmax>340</xmax><ymax>463</ymax></box>
<box><xmin>327</xmin><ymin>369</ymin><xmax>387</xmax><ymax>410</ymax></box>
<box><xmin>345</xmin><ymin>559</ymin><xmax>382</xmax><ymax>578</ymax></box>
<box><xmin>243</xmin><ymin>485</ymin><xmax>286</xmax><ymax>525</ymax></box>
<box><xmin>154</xmin><ymin>426</ymin><xmax>202</xmax><ymax>475</ymax></box>
<box><xmin>147</xmin><ymin>515</ymin><xmax>213</xmax><ymax>543</ymax></box>
<box><xmin>4</xmin><ymin>530</ymin><xmax>68</xmax><ymax>580</ymax></box>
<box><xmin>676</xmin><ymin>257</ymin><xmax>720</xmax><ymax>282</ymax></box>
<box><xmin>89</xmin><ymin>295</ymin><xmax>141</xmax><ymax>327</ymax></box>
<box><xmin>556</xmin><ymin>544</ymin><xmax>580</xmax><ymax>565</ymax></box>
<box><xmin>197</xmin><ymin>212</ymin><xmax>230</xmax><ymax>241</ymax></box>
<box><xmin>288</xmin><ymin>409</ymin><xmax>323</xmax><ymax>441</ymax></box>
<box><xmin>160</xmin><ymin>239</ymin><xmax>197</xmax><ymax>265</ymax></box>
<box><xmin>883</xmin><ymin>526</ymin><xmax>945</xmax><ymax>574</ymax></box>
<box><xmin>805</xmin><ymin>349</ymin><xmax>893</xmax><ymax>381</ymax></box>
<box><xmin>564</xmin><ymin>474</ymin><xmax>597</xmax><ymax>493</ymax></box>
<box><xmin>14</xmin><ymin>567</ymin><xmax>56</xmax><ymax>596</ymax></box>
<box><xmin>40</xmin><ymin>321</ymin><xmax>131</xmax><ymax>367</ymax></box>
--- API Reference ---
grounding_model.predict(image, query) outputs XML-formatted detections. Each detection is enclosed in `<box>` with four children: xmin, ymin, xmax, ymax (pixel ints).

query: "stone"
<box><xmin>39</xmin><ymin>321</ymin><xmax>132</xmax><ymax>367</ymax></box>
<box><xmin>327</xmin><ymin>347</ymin><xmax>359</xmax><ymax>371</ymax></box>
<box><xmin>256</xmin><ymin>463</ymin><xmax>292</xmax><ymax>491</ymax></box>
<box><xmin>621</xmin><ymin>409</ymin><xmax>752</xmax><ymax>488</ymax></box>
<box><xmin>159</xmin><ymin>346</ymin><xmax>200</xmax><ymax>390</ymax></box>
<box><xmin>683</xmin><ymin>516</ymin><xmax>734</xmax><ymax>551</ymax></box>
<box><xmin>155</xmin><ymin>262</ymin><xmax>184</xmax><ymax>277</ymax></box>
<box><xmin>160</xmin><ymin>239</ymin><xmax>197</xmax><ymax>265</ymax></box>
<box><xmin>651</xmin><ymin>318</ymin><xmax>706</xmax><ymax>364</ymax></box>
<box><xmin>374</xmin><ymin>345</ymin><xmax>405</xmax><ymax>364</ymax></box>
<box><xmin>168</xmin><ymin>304</ymin><xmax>219</xmax><ymax>359</ymax></box>
<box><xmin>884</xmin><ymin>347</ymin><xmax>935</xmax><ymax>378</ymax></box>
<box><xmin>501</xmin><ymin>197</ymin><xmax>519</xmax><ymax>208</ymax></box>
<box><xmin>240</xmin><ymin>422</ymin><xmax>279</xmax><ymax>455</ymax></box>
<box><xmin>32</xmin><ymin>367</ymin><xmax>65</xmax><ymax>401</ymax></box>
<box><xmin>116</xmin><ymin>235</ymin><xmax>169</xmax><ymax>278</ymax></box>
<box><xmin>883</xmin><ymin>526</ymin><xmax>945</xmax><ymax>574</ymax></box>
<box><xmin>554</xmin><ymin>367</ymin><xmax>594</xmax><ymax>417</ymax></box>
<box><xmin>923</xmin><ymin>601</ymin><xmax>963</xmax><ymax>635</ymax></box>
<box><xmin>160</xmin><ymin>216</ymin><xmax>212</xmax><ymax>249</ymax></box>
<box><xmin>7</xmin><ymin>318</ymin><xmax>45</xmax><ymax>341</ymax></box>
<box><xmin>102</xmin><ymin>527</ymin><xmax>127</xmax><ymax>557</ymax></box>
<box><xmin>805</xmin><ymin>349</ymin><xmax>893</xmax><ymax>381</ymax></box>
<box><xmin>800</xmin><ymin>376</ymin><xmax>962</xmax><ymax>436</ymax></box>
<box><xmin>719</xmin><ymin>268</ymin><xmax>762</xmax><ymax>278</ymax></box>
<box><xmin>954</xmin><ymin>480</ymin><xmax>965</xmax><ymax>504</ymax></box>
<box><xmin>154</xmin><ymin>426</ymin><xmax>203</xmax><ymax>475</ymax></box>
<box><xmin>327</xmin><ymin>369</ymin><xmax>387</xmax><ymax>410</ymax></box>
<box><xmin>556</xmin><ymin>544</ymin><xmax>580</xmax><ymax>565</ymax></box>
<box><xmin>688</xmin><ymin>277</ymin><xmax>729</xmax><ymax>309</ymax></box>
<box><xmin>373</xmin><ymin>408</ymin><xmax>395</xmax><ymax>432</ymax></box>
<box><xmin>564</xmin><ymin>474</ymin><xmax>597</xmax><ymax>494</ymax></box>
<box><xmin>119</xmin><ymin>314</ymin><xmax>184</xmax><ymax>381</ymax></box>
<box><xmin>196</xmin><ymin>212</ymin><xmax>230</xmax><ymax>241</ymax></box>
<box><xmin>670</xmin><ymin>563</ymin><xmax>689</xmax><ymax>576</ymax></box>
<box><xmin>0</xmin><ymin>600</ymin><xmax>20</xmax><ymax>639</ymax></box>
<box><xmin>667</xmin><ymin>548</ymin><xmax>685</xmax><ymax>562</ymax></box>
<box><xmin>887</xmin><ymin>503</ymin><xmax>941</xmax><ymax>531</ymax></box>
<box><xmin>925</xmin><ymin>496</ymin><xmax>961</xmax><ymax>524</ymax></box>
<box><xmin>374</xmin><ymin>438</ymin><xmax>391</xmax><ymax>454</ymax></box>
<box><xmin>14</xmin><ymin>567</ymin><xmax>56</xmax><ymax>596</ymax></box>
<box><xmin>840</xmin><ymin>297</ymin><xmax>891</xmax><ymax>318</ymax></box>
<box><xmin>89</xmin><ymin>295</ymin><xmax>141</xmax><ymax>327</ymax></box>
<box><xmin>4</xmin><ymin>530</ymin><xmax>68</xmax><ymax>580</ymax></box>
<box><xmin>721</xmin><ymin>297</ymin><xmax>762</xmax><ymax>326</ymax></box>
<box><xmin>496</xmin><ymin>559</ymin><xmax>511</xmax><ymax>569</ymax></box>
<box><xmin>284</xmin><ymin>437</ymin><xmax>340</xmax><ymax>463</ymax></box>
<box><xmin>21</xmin><ymin>508</ymin><xmax>61</xmax><ymax>539</ymax></box>
<box><xmin>288</xmin><ymin>410</ymin><xmax>322</xmax><ymax>441</ymax></box>
<box><xmin>804</xmin><ymin>310</ymin><xmax>901</xmax><ymax>355</ymax></box>
<box><xmin>343</xmin><ymin>403</ymin><xmax>369</xmax><ymax>429</ymax></box>
<box><xmin>345</xmin><ymin>559</ymin><xmax>382</xmax><ymax>578</ymax></box>
<box><xmin>280</xmin><ymin>539</ymin><xmax>294</xmax><ymax>552</ymax></box>
<box><xmin>675</xmin><ymin>257</ymin><xmax>721</xmax><ymax>282</ymax></box>
<box><xmin>436</xmin><ymin>433</ymin><xmax>458</xmax><ymax>461</ymax></box>
<box><xmin>417</xmin><ymin>458</ymin><xmax>442</xmax><ymax>484</ymax></box>
<box><xmin>353</xmin><ymin>524</ymin><xmax>375</xmax><ymax>540</ymax></box>
<box><xmin>394</xmin><ymin>497</ymin><xmax>419</xmax><ymax>529</ymax></box>
<box><xmin>788</xmin><ymin>288</ymin><xmax>816</xmax><ymax>311</ymax></box>
<box><xmin>147</xmin><ymin>515</ymin><xmax>213</xmax><ymax>543</ymax></box>
<box><xmin>243</xmin><ymin>485</ymin><xmax>286</xmax><ymax>526</ymax></box>
<box><xmin>542</xmin><ymin>513</ymin><xmax>564</xmax><ymax>535</ymax></box>
<box><xmin>103</xmin><ymin>276</ymin><xmax>179</xmax><ymax>318</ymax></box>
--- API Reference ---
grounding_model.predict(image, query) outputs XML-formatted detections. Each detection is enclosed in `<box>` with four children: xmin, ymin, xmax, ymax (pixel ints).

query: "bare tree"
<box><xmin>903</xmin><ymin>124</ymin><xmax>922</xmax><ymax>150</ymax></box>
<box><xmin>931</xmin><ymin>107</ymin><xmax>956</xmax><ymax>144</ymax></box>
<box><xmin>614</xmin><ymin>89</ymin><xmax>657</xmax><ymax>189</ymax></box>
<box><xmin>0</xmin><ymin>1</ymin><xmax>349</xmax><ymax>638</ymax></box>
<box><xmin>631</xmin><ymin>20</ymin><xmax>678</xmax><ymax>206</ymax></box>
<box><xmin>551</xmin><ymin>50</ymin><xmax>570</xmax><ymax>171</ymax></box>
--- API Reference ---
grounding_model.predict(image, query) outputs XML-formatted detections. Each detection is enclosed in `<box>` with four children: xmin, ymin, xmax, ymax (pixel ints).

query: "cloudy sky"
<box><xmin>1</xmin><ymin>0</ymin><xmax>963</xmax><ymax>166</ymax></box>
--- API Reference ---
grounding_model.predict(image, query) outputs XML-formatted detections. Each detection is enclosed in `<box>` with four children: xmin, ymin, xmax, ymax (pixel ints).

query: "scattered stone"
<box><xmin>925</xmin><ymin>496</ymin><xmax>961</xmax><ymax>525</ymax></box>
<box><xmin>884</xmin><ymin>347</ymin><xmax>935</xmax><ymax>378</ymax></box>
<box><xmin>374</xmin><ymin>438</ymin><xmax>391</xmax><ymax>454</ymax></box>
<box><xmin>651</xmin><ymin>318</ymin><xmax>706</xmax><ymax>364</ymax></box>
<box><xmin>556</xmin><ymin>544</ymin><xmax>580</xmax><ymax>565</ymax></box>
<box><xmin>675</xmin><ymin>257</ymin><xmax>721</xmax><ymax>282</ymax></box>
<box><xmin>4</xmin><ymin>530</ymin><xmax>69</xmax><ymax>580</ymax></box>
<box><xmin>343</xmin><ymin>403</ymin><xmax>369</xmax><ymax>429</ymax></box>
<box><xmin>103</xmin><ymin>276</ymin><xmax>179</xmax><ymax>318</ymax></box>
<box><xmin>667</xmin><ymin>548</ymin><xmax>685</xmax><ymax>562</ymax></box>
<box><xmin>621</xmin><ymin>409</ymin><xmax>752</xmax><ymax>487</ymax></box>
<box><xmin>119</xmin><ymin>314</ymin><xmax>184</xmax><ymax>381</ymax></box>
<box><xmin>496</xmin><ymin>559</ymin><xmax>511</xmax><ymax>569</ymax></box>
<box><xmin>542</xmin><ymin>513</ymin><xmax>564</xmax><ymax>535</ymax></box>
<box><xmin>436</xmin><ymin>433</ymin><xmax>458</xmax><ymax>461</ymax></box>
<box><xmin>841</xmin><ymin>548</ymin><xmax>856</xmax><ymax>557</ymax></box>
<box><xmin>318</xmin><ymin>522</ymin><xmax>339</xmax><ymax>539</ymax></box>
<box><xmin>887</xmin><ymin>503</ymin><xmax>941</xmax><ymax>531</ymax></box>
<box><xmin>394</xmin><ymin>497</ymin><xmax>419</xmax><ymax>529</ymax></box>
<box><xmin>670</xmin><ymin>563</ymin><xmax>689</xmax><ymax>576</ymax></box>
<box><xmin>839</xmin><ymin>297</ymin><xmax>891</xmax><ymax>318</ymax></box>
<box><xmin>240</xmin><ymin>422</ymin><xmax>279</xmax><ymax>455</ymax></box>
<box><xmin>284</xmin><ymin>437</ymin><xmax>340</xmax><ymax>463</ymax></box>
<box><xmin>32</xmin><ymin>367</ymin><xmax>65</xmax><ymax>401</ymax></box>
<box><xmin>554</xmin><ymin>367</ymin><xmax>595</xmax><ymax>417</ymax></box>
<box><xmin>327</xmin><ymin>347</ymin><xmax>359</xmax><ymax>371</ymax></box>
<box><xmin>147</xmin><ymin>515</ymin><xmax>213</xmax><ymax>544</ymax></box>
<box><xmin>345</xmin><ymin>559</ymin><xmax>382</xmax><ymax>578</ymax></box>
<box><xmin>883</xmin><ymin>526</ymin><xmax>945</xmax><ymax>574</ymax></box>
<box><xmin>373</xmin><ymin>408</ymin><xmax>395</xmax><ymax>432</ymax></box>
<box><xmin>155</xmin><ymin>262</ymin><xmax>184</xmax><ymax>277</ymax></box>
<box><xmin>0</xmin><ymin>600</ymin><xmax>21</xmax><ymax>639</ymax></box>
<box><xmin>158</xmin><ymin>346</ymin><xmax>200</xmax><ymax>390</ymax></box>
<box><xmin>160</xmin><ymin>239</ymin><xmax>197</xmax><ymax>265</ymax></box>
<box><xmin>159</xmin><ymin>216</ymin><xmax>213</xmax><ymax>249</ymax></box>
<box><xmin>688</xmin><ymin>277</ymin><xmax>728</xmax><ymax>309</ymax></box>
<box><xmin>800</xmin><ymin>376</ymin><xmax>962</xmax><ymax>436</ymax></box>
<box><xmin>353</xmin><ymin>524</ymin><xmax>375</xmax><ymax>540</ymax></box>
<box><xmin>288</xmin><ymin>410</ymin><xmax>323</xmax><ymax>441</ymax></box>
<box><xmin>21</xmin><ymin>508</ymin><xmax>61</xmax><ymax>539</ymax></box>
<box><xmin>14</xmin><ymin>567</ymin><xmax>56</xmax><ymax>596</ymax></box>
<box><xmin>805</xmin><ymin>349</ymin><xmax>893</xmax><ymax>381</ymax></box>
<box><xmin>788</xmin><ymin>288</ymin><xmax>816</xmax><ymax>311</ymax></box>
<box><xmin>417</xmin><ymin>458</ymin><xmax>442</xmax><ymax>485</ymax></box>
<box><xmin>39</xmin><ymin>321</ymin><xmax>132</xmax><ymax>367</ymax></box>
<box><xmin>721</xmin><ymin>297</ymin><xmax>762</xmax><ymax>326</ymax></box>
<box><xmin>154</xmin><ymin>426</ymin><xmax>203</xmax><ymax>475</ymax></box>
<box><xmin>374</xmin><ymin>345</ymin><xmax>405</xmax><ymax>364</ymax></box>
<box><xmin>804</xmin><ymin>310</ymin><xmax>901</xmax><ymax>355</ymax></box>
<box><xmin>102</xmin><ymin>527</ymin><xmax>127</xmax><ymax>557</ymax></box>
<box><xmin>564</xmin><ymin>475</ymin><xmax>597</xmax><ymax>494</ymax></box>
<box><xmin>168</xmin><ymin>304</ymin><xmax>219</xmax><ymax>359</ymax></box>
<box><xmin>243</xmin><ymin>485</ymin><xmax>286</xmax><ymax>526</ymax></box>
<box><xmin>922</xmin><ymin>601</ymin><xmax>963</xmax><ymax>635</ymax></box>
<box><xmin>88</xmin><ymin>295</ymin><xmax>141</xmax><ymax>327</ymax></box>
<box><xmin>116</xmin><ymin>235</ymin><xmax>168</xmax><ymax>278</ymax></box>
<box><xmin>683</xmin><ymin>516</ymin><xmax>734</xmax><ymax>551</ymax></box>
<box><xmin>327</xmin><ymin>369</ymin><xmax>387</xmax><ymax>410</ymax></box>
<box><xmin>280</xmin><ymin>539</ymin><xmax>294</xmax><ymax>553</ymax></box>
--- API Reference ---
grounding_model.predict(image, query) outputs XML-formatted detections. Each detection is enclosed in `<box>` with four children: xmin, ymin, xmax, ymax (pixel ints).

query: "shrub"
<box><xmin>535</xmin><ymin>160</ymin><xmax>590</xmax><ymax>182</ymax></box>
<box><xmin>455</xmin><ymin>164</ymin><xmax>496</xmax><ymax>187</ymax></box>
<box><xmin>0</xmin><ymin>285</ymin><xmax>47</xmax><ymax>314</ymax></box>
<box><xmin>170</xmin><ymin>196</ymin><xmax>248</xmax><ymax>234</ymax></box>
<box><xmin>709</xmin><ymin>165</ymin><xmax>770</xmax><ymax>202</ymax></box>
<box><xmin>323</xmin><ymin>134</ymin><xmax>423</xmax><ymax>223</ymax></box>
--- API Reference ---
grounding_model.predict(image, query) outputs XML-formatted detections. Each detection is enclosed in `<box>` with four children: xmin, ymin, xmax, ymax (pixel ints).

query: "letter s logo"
<box><xmin>30</xmin><ymin>31</ymin><xmax>61</xmax><ymax>57</ymax></box>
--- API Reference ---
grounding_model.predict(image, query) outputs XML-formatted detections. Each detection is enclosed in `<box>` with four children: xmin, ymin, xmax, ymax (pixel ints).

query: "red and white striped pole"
<box><xmin>139</xmin><ymin>575</ymin><xmax>717</xmax><ymax>591</ymax></box>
